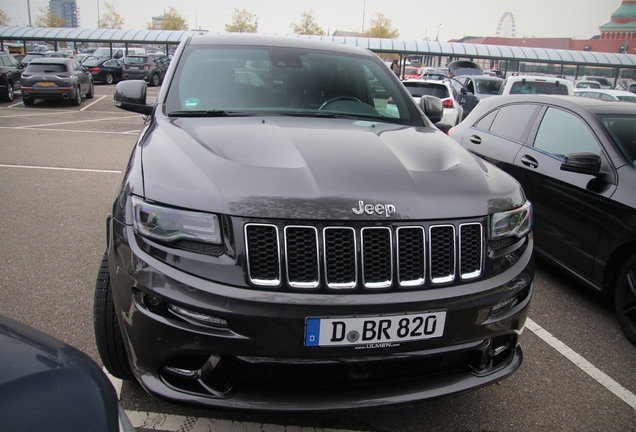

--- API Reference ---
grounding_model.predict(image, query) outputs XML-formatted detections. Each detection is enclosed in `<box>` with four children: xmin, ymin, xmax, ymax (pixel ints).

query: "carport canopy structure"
<box><xmin>2</xmin><ymin>26</ymin><xmax>636</xmax><ymax>78</ymax></box>
<box><xmin>0</xmin><ymin>26</ymin><xmax>203</xmax><ymax>57</ymax></box>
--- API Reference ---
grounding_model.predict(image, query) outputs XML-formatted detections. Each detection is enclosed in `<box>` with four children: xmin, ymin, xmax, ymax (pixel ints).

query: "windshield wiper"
<box><xmin>280</xmin><ymin>112</ymin><xmax>342</xmax><ymax>119</ymax></box>
<box><xmin>168</xmin><ymin>109</ymin><xmax>250</xmax><ymax>117</ymax></box>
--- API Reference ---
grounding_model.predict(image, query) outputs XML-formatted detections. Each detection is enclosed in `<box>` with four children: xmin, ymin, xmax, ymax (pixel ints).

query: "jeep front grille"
<box><xmin>244</xmin><ymin>222</ymin><xmax>483</xmax><ymax>290</ymax></box>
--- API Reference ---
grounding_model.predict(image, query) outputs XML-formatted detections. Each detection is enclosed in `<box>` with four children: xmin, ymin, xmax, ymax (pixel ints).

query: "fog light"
<box><xmin>164</xmin><ymin>366</ymin><xmax>198</xmax><ymax>378</ymax></box>
<box><xmin>492</xmin><ymin>297</ymin><xmax>516</xmax><ymax>313</ymax></box>
<box><xmin>168</xmin><ymin>304</ymin><xmax>228</xmax><ymax>328</ymax></box>
<box><xmin>491</xmin><ymin>335</ymin><xmax>512</xmax><ymax>356</ymax></box>
<box><xmin>145</xmin><ymin>295</ymin><xmax>162</xmax><ymax>306</ymax></box>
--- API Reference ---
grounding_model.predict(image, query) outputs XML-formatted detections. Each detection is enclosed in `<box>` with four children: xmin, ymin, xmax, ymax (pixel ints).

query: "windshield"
<box><xmin>164</xmin><ymin>45</ymin><xmax>423</xmax><ymax>125</ymax></box>
<box><xmin>510</xmin><ymin>81</ymin><xmax>570</xmax><ymax>95</ymax></box>
<box><xmin>601</xmin><ymin>116</ymin><xmax>636</xmax><ymax>165</ymax></box>
<box><xmin>403</xmin><ymin>82</ymin><xmax>449</xmax><ymax>99</ymax></box>
<box><xmin>590</xmin><ymin>77</ymin><xmax>611</xmax><ymax>86</ymax></box>
<box><xmin>22</xmin><ymin>54</ymin><xmax>43</xmax><ymax>62</ymax></box>
<box><xmin>576</xmin><ymin>82</ymin><xmax>601</xmax><ymax>89</ymax></box>
<box><xmin>125</xmin><ymin>56</ymin><xmax>149</xmax><ymax>64</ymax></box>
<box><xmin>25</xmin><ymin>63</ymin><xmax>68</xmax><ymax>73</ymax></box>
<box><xmin>475</xmin><ymin>79</ymin><xmax>503</xmax><ymax>95</ymax></box>
<box><xmin>92</xmin><ymin>48</ymin><xmax>109</xmax><ymax>57</ymax></box>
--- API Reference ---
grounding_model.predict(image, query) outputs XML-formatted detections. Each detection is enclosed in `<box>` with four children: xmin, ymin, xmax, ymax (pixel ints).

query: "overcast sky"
<box><xmin>0</xmin><ymin>0</ymin><xmax>620</xmax><ymax>41</ymax></box>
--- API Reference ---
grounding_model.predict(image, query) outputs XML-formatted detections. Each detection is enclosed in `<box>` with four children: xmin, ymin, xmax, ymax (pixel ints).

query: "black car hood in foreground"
<box><xmin>139</xmin><ymin>116</ymin><xmax>524</xmax><ymax>219</ymax></box>
<box><xmin>0</xmin><ymin>315</ymin><xmax>130</xmax><ymax>432</ymax></box>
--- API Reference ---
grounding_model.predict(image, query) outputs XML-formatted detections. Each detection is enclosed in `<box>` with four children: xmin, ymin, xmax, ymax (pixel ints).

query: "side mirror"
<box><xmin>419</xmin><ymin>95</ymin><xmax>443</xmax><ymax>124</ymax></box>
<box><xmin>561</xmin><ymin>152</ymin><xmax>606</xmax><ymax>177</ymax></box>
<box><xmin>113</xmin><ymin>80</ymin><xmax>153</xmax><ymax>115</ymax></box>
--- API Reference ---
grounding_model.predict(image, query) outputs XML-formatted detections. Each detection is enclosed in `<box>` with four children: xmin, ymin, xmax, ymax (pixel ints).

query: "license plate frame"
<box><xmin>305</xmin><ymin>311</ymin><xmax>446</xmax><ymax>347</ymax></box>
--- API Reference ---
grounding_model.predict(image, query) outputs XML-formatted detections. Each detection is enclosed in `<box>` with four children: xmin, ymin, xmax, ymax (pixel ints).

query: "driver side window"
<box><xmin>534</xmin><ymin>107</ymin><xmax>600</xmax><ymax>158</ymax></box>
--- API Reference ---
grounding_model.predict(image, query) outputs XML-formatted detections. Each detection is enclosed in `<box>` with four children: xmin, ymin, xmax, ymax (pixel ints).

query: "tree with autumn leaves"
<box><xmin>98</xmin><ymin>2</ymin><xmax>125</xmax><ymax>29</ymax></box>
<box><xmin>290</xmin><ymin>10</ymin><xmax>325</xmax><ymax>36</ymax></box>
<box><xmin>0</xmin><ymin>9</ymin><xmax>10</xmax><ymax>26</ymax></box>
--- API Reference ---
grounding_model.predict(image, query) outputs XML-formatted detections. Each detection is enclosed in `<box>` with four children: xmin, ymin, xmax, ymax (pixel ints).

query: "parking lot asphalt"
<box><xmin>1</xmin><ymin>85</ymin><xmax>635</xmax><ymax>431</ymax></box>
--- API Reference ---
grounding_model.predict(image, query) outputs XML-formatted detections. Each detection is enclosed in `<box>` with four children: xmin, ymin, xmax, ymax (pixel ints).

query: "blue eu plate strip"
<box><xmin>305</xmin><ymin>318</ymin><xmax>321</xmax><ymax>346</ymax></box>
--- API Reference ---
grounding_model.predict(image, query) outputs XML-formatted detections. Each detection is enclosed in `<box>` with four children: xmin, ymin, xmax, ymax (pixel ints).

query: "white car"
<box><xmin>402</xmin><ymin>79</ymin><xmax>463</xmax><ymax>132</ymax></box>
<box><xmin>574</xmin><ymin>88</ymin><xmax>636</xmax><ymax>103</ymax></box>
<box><xmin>498</xmin><ymin>75</ymin><xmax>573</xmax><ymax>96</ymax></box>
<box><xmin>573</xmin><ymin>80</ymin><xmax>602</xmax><ymax>90</ymax></box>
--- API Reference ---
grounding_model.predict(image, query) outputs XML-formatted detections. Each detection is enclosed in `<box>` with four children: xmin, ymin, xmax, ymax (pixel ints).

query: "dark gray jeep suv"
<box><xmin>95</xmin><ymin>33</ymin><xmax>534</xmax><ymax>411</ymax></box>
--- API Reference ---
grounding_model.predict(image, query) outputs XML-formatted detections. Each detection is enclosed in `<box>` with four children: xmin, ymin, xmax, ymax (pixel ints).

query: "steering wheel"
<box><xmin>319</xmin><ymin>95</ymin><xmax>363</xmax><ymax>110</ymax></box>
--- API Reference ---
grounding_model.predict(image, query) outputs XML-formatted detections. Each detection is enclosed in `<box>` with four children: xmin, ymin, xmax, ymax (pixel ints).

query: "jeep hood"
<box><xmin>139</xmin><ymin>116</ymin><xmax>524</xmax><ymax>219</ymax></box>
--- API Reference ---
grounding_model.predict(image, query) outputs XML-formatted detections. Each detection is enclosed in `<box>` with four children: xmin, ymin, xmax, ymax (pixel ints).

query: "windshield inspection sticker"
<box><xmin>183</xmin><ymin>97</ymin><xmax>200</xmax><ymax>109</ymax></box>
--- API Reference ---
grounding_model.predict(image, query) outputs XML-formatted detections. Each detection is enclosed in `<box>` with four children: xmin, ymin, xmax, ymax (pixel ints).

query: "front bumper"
<box><xmin>108</xmin><ymin>215</ymin><xmax>533</xmax><ymax>411</ymax></box>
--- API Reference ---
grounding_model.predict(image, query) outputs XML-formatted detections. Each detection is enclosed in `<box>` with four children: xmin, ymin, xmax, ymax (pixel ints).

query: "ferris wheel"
<box><xmin>496</xmin><ymin>12</ymin><xmax>516</xmax><ymax>38</ymax></box>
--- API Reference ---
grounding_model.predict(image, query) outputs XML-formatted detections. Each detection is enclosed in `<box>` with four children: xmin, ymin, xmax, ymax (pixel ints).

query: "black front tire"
<box><xmin>615</xmin><ymin>253</ymin><xmax>636</xmax><ymax>345</ymax></box>
<box><xmin>1</xmin><ymin>82</ymin><xmax>14</xmax><ymax>102</ymax></box>
<box><xmin>151</xmin><ymin>73</ymin><xmax>160</xmax><ymax>87</ymax></box>
<box><xmin>94</xmin><ymin>252</ymin><xmax>135</xmax><ymax>380</ymax></box>
<box><xmin>71</xmin><ymin>85</ymin><xmax>82</xmax><ymax>106</ymax></box>
<box><xmin>86</xmin><ymin>81</ymin><xmax>94</xmax><ymax>99</ymax></box>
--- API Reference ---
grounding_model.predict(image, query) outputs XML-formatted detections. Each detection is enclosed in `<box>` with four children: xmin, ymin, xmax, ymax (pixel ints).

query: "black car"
<box><xmin>84</xmin><ymin>58</ymin><xmax>124</xmax><ymax>85</ymax></box>
<box><xmin>97</xmin><ymin>33</ymin><xmax>534</xmax><ymax>411</ymax></box>
<box><xmin>19</xmin><ymin>52</ymin><xmax>45</xmax><ymax>67</ymax></box>
<box><xmin>450</xmin><ymin>94</ymin><xmax>636</xmax><ymax>344</ymax></box>
<box><xmin>20</xmin><ymin>57</ymin><xmax>94</xmax><ymax>106</ymax></box>
<box><xmin>448</xmin><ymin>75</ymin><xmax>504</xmax><ymax>119</ymax></box>
<box><xmin>0</xmin><ymin>50</ymin><xmax>23</xmax><ymax>102</ymax></box>
<box><xmin>121</xmin><ymin>53</ymin><xmax>169</xmax><ymax>86</ymax></box>
<box><xmin>0</xmin><ymin>314</ymin><xmax>134</xmax><ymax>431</ymax></box>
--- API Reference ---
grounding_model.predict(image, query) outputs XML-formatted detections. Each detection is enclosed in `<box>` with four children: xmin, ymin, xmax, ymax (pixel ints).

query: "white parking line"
<box><xmin>526</xmin><ymin>318</ymin><xmax>636</xmax><ymax>410</ymax></box>
<box><xmin>0</xmin><ymin>164</ymin><xmax>121</xmax><ymax>174</ymax></box>
<box><xmin>0</xmin><ymin>111</ymin><xmax>75</xmax><ymax>119</ymax></box>
<box><xmin>0</xmin><ymin>126</ymin><xmax>138</xmax><ymax>135</ymax></box>
<box><xmin>16</xmin><ymin>115</ymin><xmax>138</xmax><ymax>129</ymax></box>
<box><xmin>81</xmin><ymin>95</ymin><xmax>107</xmax><ymax>111</ymax></box>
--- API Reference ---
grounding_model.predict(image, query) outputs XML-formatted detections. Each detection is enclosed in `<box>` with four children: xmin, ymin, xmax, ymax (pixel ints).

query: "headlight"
<box><xmin>132</xmin><ymin>196</ymin><xmax>221</xmax><ymax>244</ymax></box>
<box><xmin>491</xmin><ymin>201</ymin><xmax>532</xmax><ymax>240</ymax></box>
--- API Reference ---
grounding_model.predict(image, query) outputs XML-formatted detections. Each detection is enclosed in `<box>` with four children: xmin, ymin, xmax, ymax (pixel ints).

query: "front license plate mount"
<box><xmin>305</xmin><ymin>312</ymin><xmax>446</xmax><ymax>347</ymax></box>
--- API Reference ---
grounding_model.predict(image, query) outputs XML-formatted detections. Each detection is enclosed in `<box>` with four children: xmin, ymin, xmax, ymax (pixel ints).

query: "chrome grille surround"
<box><xmin>244</xmin><ymin>221</ymin><xmax>484</xmax><ymax>290</ymax></box>
<box><xmin>244</xmin><ymin>224</ymin><xmax>281</xmax><ymax>286</ymax></box>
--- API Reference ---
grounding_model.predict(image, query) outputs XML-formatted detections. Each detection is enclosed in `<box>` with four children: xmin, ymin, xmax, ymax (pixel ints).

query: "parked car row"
<box><xmin>449</xmin><ymin>94</ymin><xmax>636</xmax><ymax>345</ymax></box>
<box><xmin>0</xmin><ymin>48</ymin><xmax>172</xmax><ymax>106</ymax></box>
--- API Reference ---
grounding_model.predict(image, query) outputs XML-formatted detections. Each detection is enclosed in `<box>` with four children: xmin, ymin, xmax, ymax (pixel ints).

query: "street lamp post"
<box><xmin>362</xmin><ymin>0</ymin><xmax>366</xmax><ymax>34</ymax></box>
<box><xmin>26</xmin><ymin>0</ymin><xmax>32</xmax><ymax>26</ymax></box>
<box><xmin>435</xmin><ymin>23</ymin><xmax>442</xmax><ymax>41</ymax></box>
<box><xmin>97</xmin><ymin>0</ymin><xmax>100</xmax><ymax>27</ymax></box>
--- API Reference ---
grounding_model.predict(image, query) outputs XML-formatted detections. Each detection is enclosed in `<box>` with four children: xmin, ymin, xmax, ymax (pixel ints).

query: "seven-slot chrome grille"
<box><xmin>244</xmin><ymin>222</ymin><xmax>484</xmax><ymax>290</ymax></box>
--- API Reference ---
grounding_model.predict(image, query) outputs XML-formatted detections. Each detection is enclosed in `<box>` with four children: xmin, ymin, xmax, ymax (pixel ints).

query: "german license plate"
<box><xmin>305</xmin><ymin>312</ymin><xmax>446</xmax><ymax>347</ymax></box>
<box><xmin>37</xmin><ymin>82</ymin><xmax>54</xmax><ymax>87</ymax></box>
<box><xmin>129</xmin><ymin>66</ymin><xmax>139</xmax><ymax>70</ymax></box>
